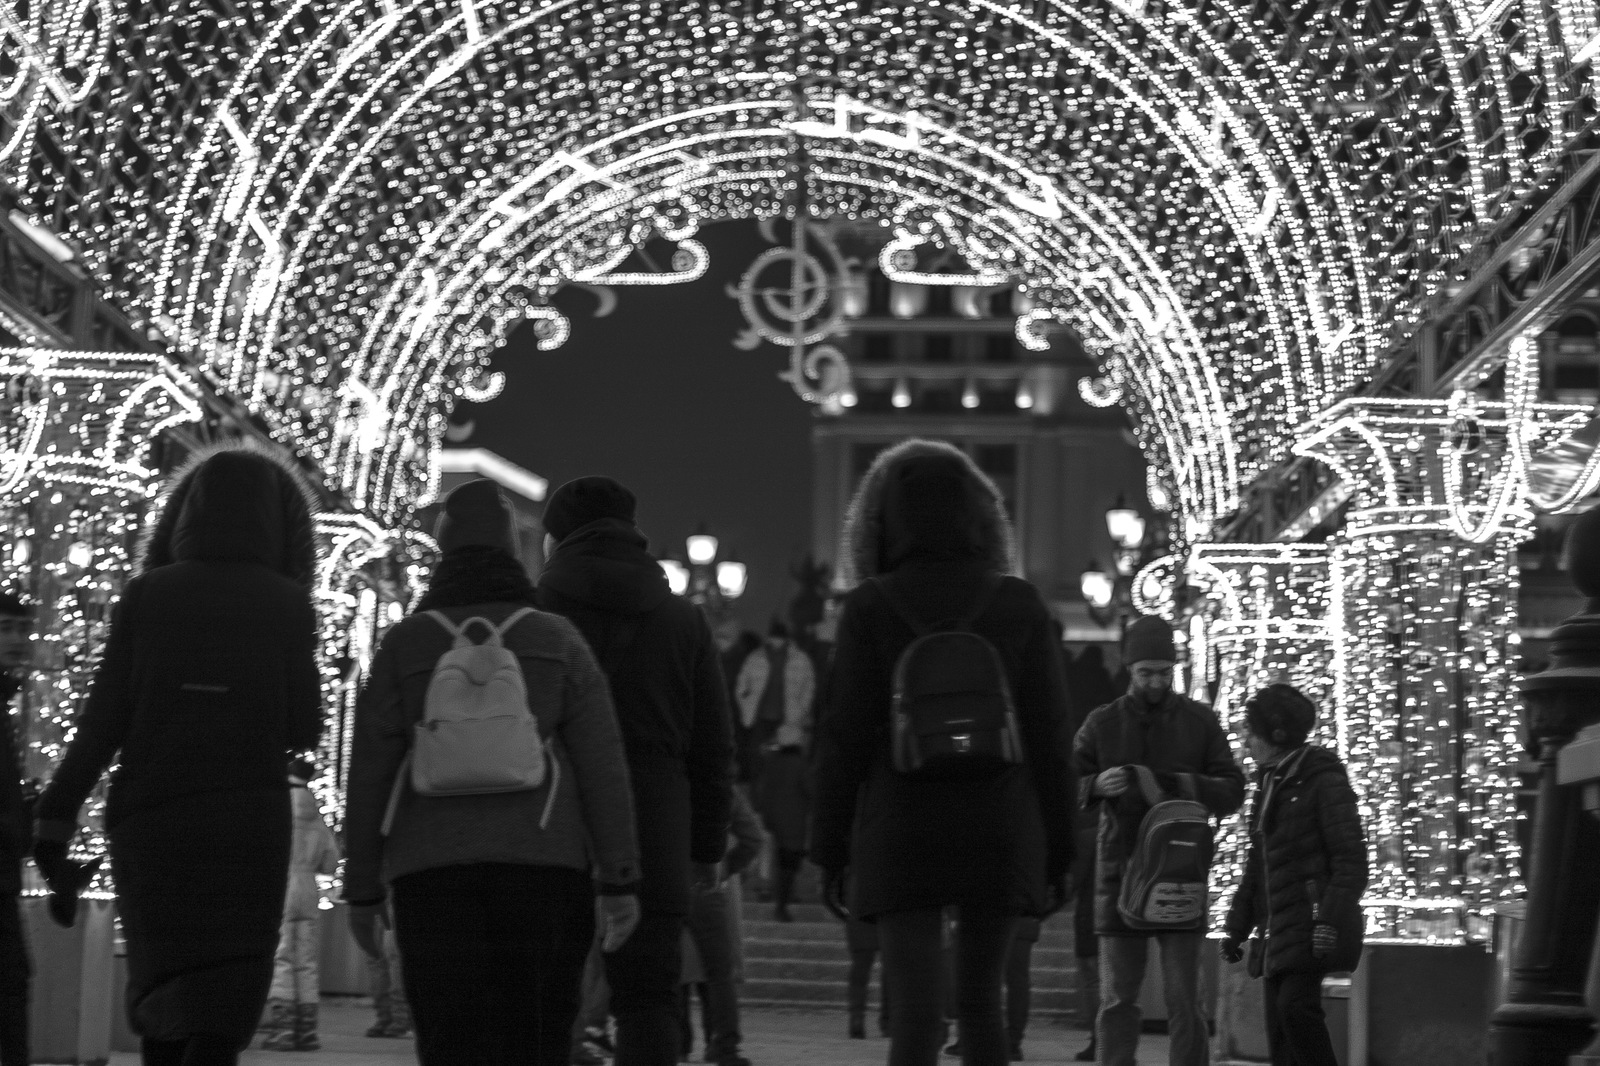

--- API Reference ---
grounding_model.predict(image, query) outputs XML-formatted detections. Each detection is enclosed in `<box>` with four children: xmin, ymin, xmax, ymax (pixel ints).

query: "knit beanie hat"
<box><xmin>1244</xmin><ymin>683</ymin><xmax>1317</xmax><ymax>747</ymax></box>
<box><xmin>435</xmin><ymin>478</ymin><xmax>519</xmax><ymax>556</ymax></box>
<box><xmin>542</xmin><ymin>476</ymin><xmax>638</xmax><ymax>543</ymax></box>
<box><xmin>1123</xmin><ymin>614</ymin><xmax>1177</xmax><ymax>665</ymax></box>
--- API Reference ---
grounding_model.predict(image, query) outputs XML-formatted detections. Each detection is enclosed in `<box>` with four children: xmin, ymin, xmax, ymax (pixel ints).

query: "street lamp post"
<box><xmin>660</xmin><ymin>523</ymin><xmax>748</xmax><ymax>611</ymax></box>
<box><xmin>1081</xmin><ymin>495</ymin><xmax>1158</xmax><ymax>630</ymax></box>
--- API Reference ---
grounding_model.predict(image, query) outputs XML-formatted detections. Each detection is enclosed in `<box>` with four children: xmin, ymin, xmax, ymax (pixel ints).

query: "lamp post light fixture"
<box><xmin>1081</xmin><ymin>496</ymin><xmax>1164</xmax><ymax>629</ymax></box>
<box><xmin>661</xmin><ymin>522</ymin><xmax>747</xmax><ymax>611</ymax></box>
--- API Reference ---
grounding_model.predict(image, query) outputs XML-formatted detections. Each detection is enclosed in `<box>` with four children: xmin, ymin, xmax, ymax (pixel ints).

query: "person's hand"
<box><xmin>821</xmin><ymin>868</ymin><xmax>850</xmax><ymax>922</ymax></box>
<box><xmin>1095</xmin><ymin>767</ymin><xmax>1129</xmax><ymax>798</ymax></box>
<box><xmin>1219</xmin><ymin>936</ymin><xmax>1245</xmax><ymax>965</ymax></box>
<box><xmin>347</xmin><ymin>901</ymin><xmax>388</xmax><ymax>958</ymax></box>
<box><xmin>598</xmin><ymin>893</ymin><xmax>641</xmax><ymax>952</ymax></box>
<box><xmin>33</xmin><ymin>840</ymin><xmax>101</xmax><ymax>928</ymax></box>
<box><xmin>1043</xmin><ymin>876</ymin><xmax>1068</xmax><ymax>917</ymax></box>
<box><xmin>691</xmin><ymin>862</ymin><xmax>719</xmax><ymax>893</ymax></box>
<box><xmin>1312</xmin><ymin>922</ymin><xmax>1337</xmax><ymax>959</ymax></box>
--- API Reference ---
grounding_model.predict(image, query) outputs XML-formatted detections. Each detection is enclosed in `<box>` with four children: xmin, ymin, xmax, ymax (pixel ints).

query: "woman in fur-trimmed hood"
<box><xmin>810</xmin><ymin>439</ymin><xmax>1076</xmax><ymax>1066</ymax></box>
<box><xmin>35</xmin><ymin>445</ymin><xmax>324</xmax><ymax>1062</ymax></box>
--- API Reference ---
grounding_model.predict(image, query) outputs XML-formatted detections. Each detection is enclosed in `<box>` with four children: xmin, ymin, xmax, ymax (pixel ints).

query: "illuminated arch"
<box><xmin>5</xmin><ymin>0</ymin><xmax>1589</xmax><ymax>534</ymax></box>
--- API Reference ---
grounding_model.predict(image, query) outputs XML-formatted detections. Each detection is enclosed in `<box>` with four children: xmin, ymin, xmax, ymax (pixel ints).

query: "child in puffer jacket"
<box><xmin>1221</xmin><ymin>684</ymin><xmax>1368</xmax><ymax>1066</ymax></box>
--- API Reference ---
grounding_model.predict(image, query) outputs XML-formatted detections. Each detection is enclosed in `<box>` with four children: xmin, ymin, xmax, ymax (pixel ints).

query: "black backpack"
<box><xmin>871</xmin><ymin>577</ymin><xmax>1025</xmax><ymax>780</ymax></box>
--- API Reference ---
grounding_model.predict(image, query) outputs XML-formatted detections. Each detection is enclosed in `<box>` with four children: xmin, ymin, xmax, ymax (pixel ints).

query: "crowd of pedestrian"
<box><xmin>0</xmin><ymin>438</ymin><xmax>1372</xmax><ymax>1066</ymax></box>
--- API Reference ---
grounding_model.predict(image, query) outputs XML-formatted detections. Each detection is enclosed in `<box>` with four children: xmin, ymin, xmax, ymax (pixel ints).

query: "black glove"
<box><xmin>821</xmin><ymin>868</ymin><xmax>851</xmax><ymax>923</ymax></box>
<box><xmin>33</xmin><ymin>840</ymin><xmax>101</xmax><ymax>928</ymax></box>
<box><xmin>1042</xmin><ymin>876</ymin><xmax>1068</xmax><ymax>917</ymax></box>
<box><xmin>1219</xmin><ymin>935</ymin><xmax>1245</xmax><ymax>964</ymax></box>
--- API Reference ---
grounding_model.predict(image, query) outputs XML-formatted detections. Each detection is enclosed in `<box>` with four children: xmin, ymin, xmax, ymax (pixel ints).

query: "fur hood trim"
<box><xmin>137</xmin><ymin>440</ymin><xmax>321</xmax><ymax>588</ymax></box>
<box><xmin>835</xmin><ymin>438</ymin><xmax>1017</xmax><ymax>588</ymax></box>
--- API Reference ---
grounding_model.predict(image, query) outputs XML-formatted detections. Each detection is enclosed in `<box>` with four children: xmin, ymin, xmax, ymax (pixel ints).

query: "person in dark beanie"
<box><xmin>810</xmin><ymin>439</ymin><xmax>1076</xmax><ymax>1066</ymax></box>
<box><xmin>0</xmin><ymin>591</ymin><xmax>36</xmax><ymax>1066</ymax></box>
<box><xmin>1221</xmin><ymin>684</ymin><xmax>1367</xmax><ymax>1066</ymax></box>
<box><xmin>535</xmin><ymin>475</ymin><xmax>734</xmax><ymax>1066</ymax></box>
<box><xmin>33</xmin><ymin>446</ymin><xmax>324</xmax><ymax>1066</ymax></box>
<box><xmin>1074</xmin><ymin>613</ymin><xmax>1244</xmax><ymax>1066</ymax></box>
<box><xmin>343</xmin><ymin>477</ymin><xmax>641</xmax><ymax>1066</ymax></box>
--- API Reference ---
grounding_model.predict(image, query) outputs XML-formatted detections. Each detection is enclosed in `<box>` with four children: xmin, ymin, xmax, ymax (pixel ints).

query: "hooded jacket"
<box><xmin>1073</xmin><ymin>690</ymin><xmax>1245</xmax><ymax>936</ymax></box>
<box><xmin>37</xmin><ymin>445</ymin><xmax>322</xmax><ymax>837</ymax></box>
<box><xmin>536</xmin><ymin>518</ymin><xmax>735</xmax><ymax>915</ymax></box>
<box><xmin>810</xmin><ymin>440</ymin><xmax>1076</xmax><ymax>919</ymax></box>
<box><xmin>1224</xmin><ymin>744</ymin><xmax>1368</xmax><ymax>975</ymax></box>
<box><xmin>341</xmin><ymin>547</ymin><xmax>641</xmax><ymax>903</ymax></box>
<box><xmin>33</xmin><ymin>445</ymin><xmax>323</xmax><ymax>1044</ymax></box>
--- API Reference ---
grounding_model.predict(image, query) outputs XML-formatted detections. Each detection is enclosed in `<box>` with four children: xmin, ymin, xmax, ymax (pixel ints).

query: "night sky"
<box><xmin>464</xmin><ymin>220</ymin><xmax>817</xmax><ymax>632</ymax></box>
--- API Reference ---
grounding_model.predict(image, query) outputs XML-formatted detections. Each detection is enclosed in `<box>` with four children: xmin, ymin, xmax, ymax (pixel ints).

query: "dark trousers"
<box><xmin>1263</xmin><ymin>971</ymin><xmax>1338</xmax><ymax>1066</ymax></box>
<box><xmin>604</xmin><ymin>909</ymin><xmax>684</xmax><ymax>1066</ymax></box>
<box><xmin>774</xmin><ymin>849</ymin><xmax>805</xmax><ymax>912</ymax></box>
<box><xmin>0</xmin><ymin>897</ymin><xmax>26</xmax><ymax>1066</ymax></box>
<box><xmin>847</xmin><ymin>948</ymin><xmax>890</xmax><ymax>1032</ymax></box>
<box><xmin>391</xmin><ymin>863</ymin><xmax>595</xmax><ymax>1066</ymax></box>
<box><xmin>1004</xmin><ymin>928</ymin><xmax>1033</xmax><ymax>1046</ymax></box>
<box><xmin>138</xmin><ymin>1035</ymin><xmax>241</xmax><ymax>1065</ymax></box>
<box><xmin>880</xmin><ymin>906</ymin><xmax>1017</xmax><ymax>1066</ymax></box>
<box><xmin>686</xmin><ymin>885</ymin><xmax>741</xmax><ymax>1059</ymax></box>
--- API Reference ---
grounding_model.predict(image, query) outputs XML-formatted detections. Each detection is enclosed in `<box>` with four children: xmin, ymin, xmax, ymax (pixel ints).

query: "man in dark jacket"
<box><xmin>0</xmin><ymin>591</ymin><xmax>33</xmax><ymax>1066</ymax></box>
<box><xmin>1074</xmin><ymin>614</ymin><xmax>1245</xmax><ymax>1066</ymax></box>
<box><xmin>535</xmin><ymin>476</ymin><xmax>735</xmax><ymax>1066</ymax></box>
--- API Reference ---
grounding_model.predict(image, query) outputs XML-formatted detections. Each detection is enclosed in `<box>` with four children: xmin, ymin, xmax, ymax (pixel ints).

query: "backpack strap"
<box><xmin>427</xmin><ymin>607</ymin><xmax>536</xmax><ymax>647</ymax></box>
<box><xmin>494</xmin><ymin>606</ymin><xmax>536</xmax><ymax>639</ymax></box>
<box><xmin>1128</xmin><ymin>763</ymin><xmax>1166</xmax><ymax>807</ymax></box>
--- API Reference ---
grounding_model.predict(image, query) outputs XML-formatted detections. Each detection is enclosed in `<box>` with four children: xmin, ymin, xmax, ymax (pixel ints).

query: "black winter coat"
<box><xmin>35</xmin><ymin>448</ymin><xmax>321</xmax><ymax>1043</ymax></box>
<box><xmin>811</xmin><ymin>563</ymin><xmax>1076</xmax><ymax>919</ymax></box>
<box><xmin>1224</xmin><ymin>745</ymin><xmax>1368</xmax><ymax>975</ymax></box>
<box><xmin>536</xmin><ymin>518</ymin><xmax>735</xmax><ymax>915</ymax></box>
<box><xmin>0</xmin><ymin>675</ymin><xmax>28</xmax><ymax>896</ymax></box>
<box><xmin>1074</xmin><ymin>692</ymin><xmax>1246</xmax><ymax>936</ymax></box>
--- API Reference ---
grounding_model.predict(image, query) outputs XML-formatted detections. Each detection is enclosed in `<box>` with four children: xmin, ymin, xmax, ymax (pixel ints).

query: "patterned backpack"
<box><xmin>1117</xmin><ymin>765</ymin><xmax>1214</xmax><ymax>930</ymax></box>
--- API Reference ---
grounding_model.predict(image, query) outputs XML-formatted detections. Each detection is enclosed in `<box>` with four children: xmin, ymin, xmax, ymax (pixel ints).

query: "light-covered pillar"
<box><xmin>1296</xmin><ymin>391</ymin><xmax>1589</xmax><ymax>938</ymax></box>
<box><xmin>0</xmin><ymin>348</ymin><xmax>202</xmax><ymax>819</ymax></box>
<box><xmin>1186</xmin><ymin>543</ymin><xmax>1334</xmax><ymax>923</ymax></box>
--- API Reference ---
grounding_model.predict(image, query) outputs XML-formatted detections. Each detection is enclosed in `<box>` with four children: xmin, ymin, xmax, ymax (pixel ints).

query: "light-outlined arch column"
<box><xmin>1295</xmin><ymin>395</ymin><xmax>1589</xmax><ymax>938</ymax></box>
<box><xmin>1187</xmin><ymin>543</ymin><xmax>1334</xmax><ymax>927</ymax></box>
<box><xmin>0</xmin><ymin>347</ymin><xmax>202</xmax><ymax>864</ymax></box>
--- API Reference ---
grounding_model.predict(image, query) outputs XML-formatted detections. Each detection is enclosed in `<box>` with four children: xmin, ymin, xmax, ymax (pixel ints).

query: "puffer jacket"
<box><xmin>283</xmin><ymin>784</ymin><xmax>339</xmax><ymax>921</ymax></box>
<box><xmin>1224</xmin><ymin>744</ymin><xmax>1368</xmax><ymax>975</ymax></box>
<box><xmin>342</xmin><ymin>552</ymin><xmax>640</xmax><ymax>903</ymax></box>
<box><xmin>1074</xmin><ymin>691</ymin><xmax>1245</xmax><ymax>936</ymax></box>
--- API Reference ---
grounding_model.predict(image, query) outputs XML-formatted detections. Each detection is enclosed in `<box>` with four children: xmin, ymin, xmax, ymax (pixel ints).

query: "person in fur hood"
<box><xmin>809</xmin><ymin>439</ymin><xmax>1076</xmax><ymax>1066</ymax></box>
<box><xmin>33</xmin><ymin>445</ymin><xmax>324</xmax><ymax>1066</ymax></box>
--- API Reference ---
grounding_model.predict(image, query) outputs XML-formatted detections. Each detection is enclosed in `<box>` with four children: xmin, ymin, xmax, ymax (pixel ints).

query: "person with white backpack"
<box><xmin>342</xmin><ymin>478</ymin><xmax>642</xmax><ymax>1066</ymax></box>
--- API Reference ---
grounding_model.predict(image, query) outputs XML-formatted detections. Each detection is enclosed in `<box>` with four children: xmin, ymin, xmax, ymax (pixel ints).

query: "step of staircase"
<box><xmin>739</xmin><ymin>902</ymin><xmax>1087</xmax><ymax>1019</ymax></box>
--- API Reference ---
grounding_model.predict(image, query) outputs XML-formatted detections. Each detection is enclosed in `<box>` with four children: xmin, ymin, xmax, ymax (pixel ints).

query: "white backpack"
<box><xmin>381</xmin><ymin>607</ymin><xmax>560</xmax><ymax>834</ymax></box>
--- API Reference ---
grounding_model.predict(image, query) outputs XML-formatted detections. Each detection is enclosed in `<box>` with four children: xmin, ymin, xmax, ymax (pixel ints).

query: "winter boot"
<box><xmin>293</xmin><ymin>1003</ymin><xmax>321</xmax><ymax>1051</ymax></box>
<box><xmin>383</xmin><ymin>992</ymin><xmax>413</xmax><ymax>1037</ymax></box>
<box><xmin>259</xmin><ymin>1000</ymin><xmax>297</xmax><ymax>1051</ymax></box>
<box><xmin>773</xmin><ymin>864</ymin><xmax>796</xmax><ymax>922</ymax></box>
<box><xmin>848</xmin><ymin>1012</ymin><xmax>866</xmax><ymax>1040</ymax></box>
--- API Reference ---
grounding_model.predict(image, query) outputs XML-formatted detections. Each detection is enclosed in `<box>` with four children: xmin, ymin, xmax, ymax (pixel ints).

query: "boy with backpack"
<box><xmin>1073</xmin><ymin>614</ymin><xmax>1245</xmax><ymax>1066</ymax></box>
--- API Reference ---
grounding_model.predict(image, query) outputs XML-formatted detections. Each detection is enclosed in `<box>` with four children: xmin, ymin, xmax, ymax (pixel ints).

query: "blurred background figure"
<box><xmin>753</xmin><ymin>724</ymin><xmax>811</xmax><ymax>923</ymax></box>
<box><xmin>681</xmin><ymin>787</ymin><xmax>765</xmax><ymax>1066</ymax></box>
<box><xmin>363</xmin><ymin>919</ymin><xmax>412</xmax><ymax>1040</ymax></box>
<box><xmin>261</xmin><ymin>757</ymin><xmax>340</xmax><ymax>1052</ymax></box>
<box><xmin>0</xmin><ymin>591</ymin><xmax>35</xmax><ymax>1066</ymax></box>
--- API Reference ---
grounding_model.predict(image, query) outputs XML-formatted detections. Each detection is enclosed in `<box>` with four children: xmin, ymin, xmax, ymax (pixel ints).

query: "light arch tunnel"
<box><xmin>8</xmin><ymin>0</ymin><xmax>1600</xmax><ymax>918</ymax></box>
<box><xmin>12</xmin><ymin>0</ymin><xmax>1588</xmax><ymax>538</ymax></box>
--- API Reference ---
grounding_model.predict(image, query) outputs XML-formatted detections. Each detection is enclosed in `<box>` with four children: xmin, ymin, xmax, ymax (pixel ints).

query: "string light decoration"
<box><xmin>0</xmin><ymin>1</ymin><xmax>1591</xmax><ymax>541</ymax></box>
<box><xmin>309</xmin><ymin>512</ymin><xmax>435</xmax><ymax>830</ymax></box>
<box><xmin>1186</xmin><ymin>544</ymin><xmax>1335</xmax><ymax>929</ymax></box>
<box><xmin>1288</xmin><ymin>365</ymin><xmax>1599</xmax><ymax>939</ymax></box>
<box><xmin>0</xmin><ymin>347</ymin><xmax>203</xmax><ymax>888</ymax></box>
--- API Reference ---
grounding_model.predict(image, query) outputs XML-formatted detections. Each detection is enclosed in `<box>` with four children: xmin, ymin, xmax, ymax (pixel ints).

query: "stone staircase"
<box><xmin>739</xmin><ymin>901</ymin><xmax>1085</xmax><ymax>1019</ymax></box>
